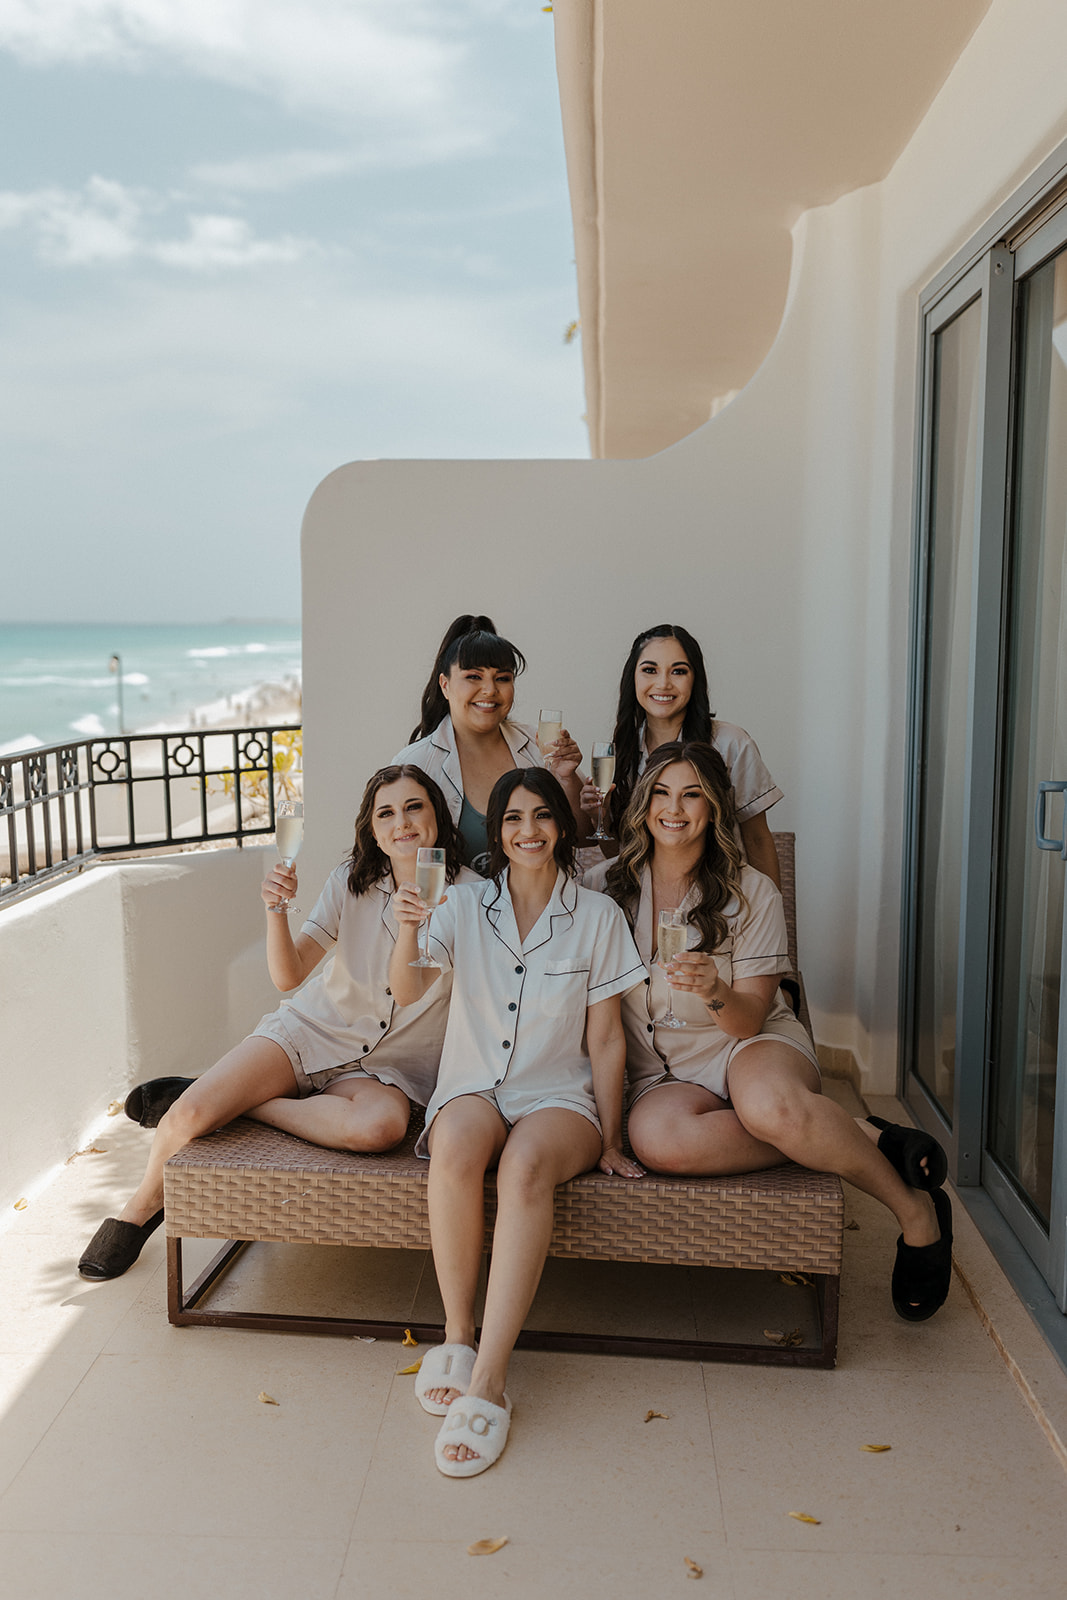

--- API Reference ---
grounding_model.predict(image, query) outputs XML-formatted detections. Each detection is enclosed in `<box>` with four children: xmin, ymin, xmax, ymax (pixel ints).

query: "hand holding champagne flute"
<box><xmin>409</xmin><ymin>846</ymin><xmax>446</xmax><ymax>968</ymax></box>
<box><xmin>270</xmin><ymin>802</ymin><xmax>303</xmax><ymax>915</ymax></box>
<box><xmin>537</xmin><ymin>708</ymin><xmax>563</xmax><ymax>767</ymax></box>
<box><xmin>656</xmin><ymin>908</ymin><xmax>688</xmax><ymax>1028</ymax></box>
<box><xmin>590</xmin><ymin>741</ymin><xmax>615</xmax><ymax>841</ymax></box>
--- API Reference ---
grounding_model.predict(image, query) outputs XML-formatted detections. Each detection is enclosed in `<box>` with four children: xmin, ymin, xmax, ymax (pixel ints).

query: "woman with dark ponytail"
<box><xmin>582</xmin><ymin>623</ymin><xmax>782</xmax><ymax>885</ymax></box>
<box><xmin>395</xmin><ymin>614</ymin><xmax>587</xmax><ymax>871</ymax></box>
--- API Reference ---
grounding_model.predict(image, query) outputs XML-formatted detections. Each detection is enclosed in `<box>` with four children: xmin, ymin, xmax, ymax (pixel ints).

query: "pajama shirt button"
<box><xmin>508</xmin><ymin>1002</ymin><xmax>517</xmax><ymax>1011</ymax></box>
<box><xmin>502</xmin><ymin>1040</ymin><xmax>511</xmax><ymax>1049</ymax></box>
<box><xmin>380</xmin><ymin>1020</ymin><xmax>387</xmax><ymax>1029</ymax></box>
<box><xmin>646</xmin><ymin>1023</ymin><xmax>654</xmax><ymax>1034</ymax></box>
<box><xmin>515</xmin><ymin>965</ymin><xmax>524</xmax><ymax>974</ymax></box>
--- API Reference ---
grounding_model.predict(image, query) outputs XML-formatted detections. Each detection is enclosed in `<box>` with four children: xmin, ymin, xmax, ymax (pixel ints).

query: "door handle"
<box><xmin>1034</xmin><ymin>780</ymin><xmax>1067</xmax><ymax>854</ymax></box>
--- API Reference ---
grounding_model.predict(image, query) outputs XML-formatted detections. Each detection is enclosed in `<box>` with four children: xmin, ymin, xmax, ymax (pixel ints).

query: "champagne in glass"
<box><xmin>410</xmin><ymin>846</ymin><xmax>445</xmax><ymax>968</ymax></box>
<box><xmin>538</xmin><ymin>709</ymin><xmax>563</xmax><ymax>764</ymax></box>
<box><xmin>590</xmin><ymin>740</ymin><xmax>615</xmax><ymax>841</ymax></box>
<box><xmin>270</xmin><ymin>802</ymin><xmax>303</xmax><ymax>915</ymax></box>
<box><xmin>656</xmin><ymin>908</ymin><xmax>688</xmax><ymax>1028</ymax></box>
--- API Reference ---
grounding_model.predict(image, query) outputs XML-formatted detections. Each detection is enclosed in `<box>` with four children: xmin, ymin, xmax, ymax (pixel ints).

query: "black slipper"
<box><xmin>891</xmin><ymin>1188</ymin><xmax>953</xmax><ymax>1322</ymax></box>
<box><xmin>868</xmin><ymin>1115</ymin><xmax>947</xmax><ymax>1191</ymax></box>
<box><xmin>124</xmin><ymin>1077</ymin><xmax>196</xmax><ymax>1128</ymax></box>
<box><xmin>78</xmin><ymin>1211</ymin><xmax>165</xmax><ymax>1280</ymax></box>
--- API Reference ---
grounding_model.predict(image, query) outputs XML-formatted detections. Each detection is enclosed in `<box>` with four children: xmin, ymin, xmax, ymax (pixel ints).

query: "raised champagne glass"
<box><xmin>537</xmin><ymin>708</ymin><xmax>563</xmax><ymax>767</ymax></box>
<box><xmin>410</xmin><ymin>846</ymin><xmax>446</xmax><ymax>968</ymax></box>
<box><xmin>590</xmin><ymin>741</ymin><xmax>615</xmax><ymax>841</ymax></box>
<box><xmin>656</xmin><ymin>908</ymin><xmax>688</xmax><ymax>1029</ymax></box>
<box><xmin>270</xmin><ymin>801</ymin><xmax>303</xmax><ymax>915</ymax></box>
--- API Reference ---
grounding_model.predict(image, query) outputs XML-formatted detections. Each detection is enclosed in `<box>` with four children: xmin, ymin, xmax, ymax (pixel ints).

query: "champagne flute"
<box><xmin>270</xmin><ymin>801</ymin><xmax>303</xmax><ymax>915</ymax></box>
<box><xmin>656</xmin><ymin>909</ymin><xmax>688</xmax><ymax>1028</ymax></box>
<box><xmin>538</xmin><ymin>708</ymin><xmax>563</xmax><ymax>767</ymax></box>
<box><xmin>590</xmin><ymin>740</ymin><xmax>615</xmax><ymax>841</ymax></box>
<box><xmin>409</xmin><ymin>846</ymin><xmax>446</xmax><ymax>968</ymax></box>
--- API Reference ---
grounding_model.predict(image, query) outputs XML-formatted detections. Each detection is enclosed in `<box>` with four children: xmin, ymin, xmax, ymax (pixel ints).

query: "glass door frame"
<box><xmin>900</xmin><ymin>247</ymin><xmax>1014</xmax><ymax>1188</ymax></box>
<box><xmin>902</xmin><ymin>194</ymin><xmax>1067</xmax><ymax>1311</ymax></box>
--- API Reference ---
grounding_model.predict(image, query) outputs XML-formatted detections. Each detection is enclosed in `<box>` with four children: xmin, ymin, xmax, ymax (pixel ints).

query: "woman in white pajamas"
<box><xmin>390</xmin><ymin>766</ymin><xmax>645</xmax><ymax>1478</ymax></box>
<box><xmin>587</xmin><ymin>740</ymin><xmax>953</xmax><ymax>1324</ymax></box>
<box><xmin>582</xmin><ymin>622</ymin><xmax>783</xmax><ymax>885</ymax></box>
<box><xmin>78</xmin><ymin>765</ymin><xmax>475</xmax><ymax>1282</ymax></box>
<box><xmin>394</xmin><ymin>613</ymin><xmax>587</xmax><ymax>870</ymax></box>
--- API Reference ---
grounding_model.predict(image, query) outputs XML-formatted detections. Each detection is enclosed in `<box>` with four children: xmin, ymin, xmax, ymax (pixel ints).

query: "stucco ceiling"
<box><xmin>553</xmin><ymin>0</ymin><xmax>993</xmax><ymax>458</ymax></box>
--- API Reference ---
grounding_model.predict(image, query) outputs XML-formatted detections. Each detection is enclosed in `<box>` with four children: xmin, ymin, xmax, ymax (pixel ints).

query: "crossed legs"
<box><xmin>117</xmin><ymin>1037</ymin><xmax>410</xmax><ymax>1227</ymax></box>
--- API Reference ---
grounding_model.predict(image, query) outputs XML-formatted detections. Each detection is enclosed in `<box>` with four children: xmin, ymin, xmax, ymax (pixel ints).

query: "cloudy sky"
<box><xmin>0</xmin><ymin>1</ymin><xmax>586</xmax><ymax>622</ymax></box>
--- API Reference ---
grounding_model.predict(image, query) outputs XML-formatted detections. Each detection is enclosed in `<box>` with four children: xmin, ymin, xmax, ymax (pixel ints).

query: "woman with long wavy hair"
<box><xmin>584</xmin><ymin>623</ymin><xmax>782</xmax><ymax>884</ymax></box>
<box><xmin>586</xmin><ymin>741</ymin><xmax>953</xmax><ymax>1324</ymax></box>
<box><xmin>79</xmin><ymin>765</ymin><xmax>477</xmax><ymax>1282</ymax></box>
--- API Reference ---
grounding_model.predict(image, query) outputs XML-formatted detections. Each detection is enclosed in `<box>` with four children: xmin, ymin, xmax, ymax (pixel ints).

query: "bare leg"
<box><xmin>118</xmin><ymin>1037</ymin><xmax>300</xmax><ymax>1225</ymax></box>
<box><xmin>446</xmin><ymin>1108</ymin><xmax>602</xmax><ymax>1467</ymax></box>
<box><xmin>422</xmin><ymin>1096</ymin><xmax>510</xmax><ymax>1408</ymax></box>
<box><xmin>627</xmin><ymin>1079</ymin><xmax>787</xmax><ymax>1175</ymax></box>
<box><xmin>726</xmin><ymin>1044</ymin><xmax>939</xmax><ymax>1250</ymax></box>
<box><xmin>247</xmin><ymin>1075</ymin><xmax>410</xmax><ymax>1152</ymax></box>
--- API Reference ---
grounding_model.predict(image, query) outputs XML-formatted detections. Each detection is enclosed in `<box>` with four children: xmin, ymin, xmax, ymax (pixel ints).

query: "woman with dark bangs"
<box><xmin>78</xmin><ymin>766</ymin><xmax>478</xmax><ymax>1282</ymax></box>
<box><xmin>586</xmin><ymin>741</ymin><xmax>952</xmax><ymax>1325</ymax></box>
<box><xmin>389</xmin><ymin>767</ymin><xmax>645</xmax><ymax>1478</ymax></box>
<box><xmin>583</xmin><ymin>623</ymin><xmax>782</xmax><ymax>885</ymax></box>
<box><xmin>394</xmin><ymin>613</ymin><xmax>587</xmax><ymax>870</ymax></box>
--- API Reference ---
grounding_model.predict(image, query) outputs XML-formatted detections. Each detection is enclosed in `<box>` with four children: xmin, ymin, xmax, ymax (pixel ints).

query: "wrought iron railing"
<box><xmin>1</xmin><ymin>725</ymin><xmax>301</xmax><ymax>903</ymax></box>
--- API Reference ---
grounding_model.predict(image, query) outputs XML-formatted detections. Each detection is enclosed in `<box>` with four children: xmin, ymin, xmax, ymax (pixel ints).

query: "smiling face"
<box><xmin>370</xmin><ymin>777</ymin><xmax>438</xmax><ymax>870</ymax></box>
<box><xmin>499</xmin><ymin>785</ymin><xmax>560</xmax><ymax>872</ymax></box>
<box><xmin>646</xmin><ymin>760</ymin><xmax>711</xmax><ymax>853</ymax></box>
<box><xmin>440</xmin><ymin>663</ymin><xmax>515</xmax><ymax>735</ymax></box>
<box><xmin>634</xmin><ymin>635</ymin><xmax>694</xmax><ymax>725</ymax></box>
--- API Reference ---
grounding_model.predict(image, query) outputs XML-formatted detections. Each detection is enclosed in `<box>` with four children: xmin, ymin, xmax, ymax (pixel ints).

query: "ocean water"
<box><xmin>0</xmin><ymin>622</ymin><xmax>301</xmax><ymax>753</ymax></box>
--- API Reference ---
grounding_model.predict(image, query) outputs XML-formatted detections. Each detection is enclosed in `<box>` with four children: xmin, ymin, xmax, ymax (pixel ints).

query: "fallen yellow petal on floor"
<box><xmin>401</xmin><ymin>1328</ymin><xmax>418</xmax><ymax>1347</ymax></box>
<box><xmin>106</xmin><ymin>1101</ymin><xmax>124</xmax><ymax>1116</ymax></box>
<box><xmin>788</xmin><ymin>1512</ymin><xmax>821</xmax><ymax>1524</ymax></box>
<box><xmin>467</xmin><ymin>1537</ymin><xmax>508</xmax><ymax>1556</ymax></box>
<box><xmin>257</xmin><ymin>1392</ymin><xmax>279</xmax><ymax>1406</ymax></box>
<box><xmin>13</xmin><ymin>1199</ymin><xmax>27</xmax><ymax>1211</ymax></box>
<box><xmin>861</xmin><ymin>1444</ymin><xmax>891</xmax><ymax>1452</ymax></box>
<box><xmin>684</xmin><ymin>1556</ymin><xmax>703</xmax><ymax>1578</ymax></box>
<box><xmin>397</xmin><ymin>1360</ymin><xmax>422</xmax><ymax>1375</ymax></box>
<box><xmin>777</xmin><ymin>1272</ymin><xmax>814</xmax><ymax>1288</ymax></box>
<box><xmin>763</xmin><ymin>1328</ymin><xmax>804</xmax><ymax>1347</ymax></box>
<box><xmin>644</xmin><ymin>1410</ymin><xmax>670</xmax><ymax>1422</ymax></box>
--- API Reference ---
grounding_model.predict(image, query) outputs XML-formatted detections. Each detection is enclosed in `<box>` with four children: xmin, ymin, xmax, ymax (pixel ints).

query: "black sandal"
<box><xmin>868</xmin><ymin>1116</ymin><xmax>947</xmax><ymax>1191</ymax></box>
<box><xmin>78</xmin><ymin>1210</ymin><xmax>165</xmax><ymax>1280</ymax></box>
<box><xmin>124</xmin><ymin>1077</ymin><xmax>195</xmax><ymax>1128</ymax></box>
<box><xmin>891</xmin><ymin>1188</ymin><xmax>953</xmax><ymax>1321</ymax></box>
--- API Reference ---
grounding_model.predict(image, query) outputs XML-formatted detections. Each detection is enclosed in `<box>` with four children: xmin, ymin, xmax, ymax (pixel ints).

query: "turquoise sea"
<box><xmin>0</xmin><ymin>622</ymin><xmax>301</xmax><ymax>754</ymax></box>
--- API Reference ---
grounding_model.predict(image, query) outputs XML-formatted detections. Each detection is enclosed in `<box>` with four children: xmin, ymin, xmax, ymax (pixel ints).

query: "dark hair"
<box><xmin>409</xmin><ymin>613</ymin><xmax>527</xmax><ymax>741</ymax></box>
<box><xmin>346</xmin><ymin>765</ymin><xmax>464</xmax><ymax>895</ymax></box>
<box><xmin>483</xmin><ymin>767</ymin><xmax>577</xmax><ymax>885</ymax></box>
<box><xmin>607</xmin><ymin>624</ymin><xmax>714</xmax><ymax>835</ymax></box>
<box><xmin>603</xmin><ymin>741</ymin><xmax>743</xmax><ymax>954</ymax></box>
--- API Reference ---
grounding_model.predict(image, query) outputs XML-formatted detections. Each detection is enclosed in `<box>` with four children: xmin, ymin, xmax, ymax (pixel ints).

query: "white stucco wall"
<box><xmin>300</xmin><ymin>0</ymin><xmax>1067</xmax><ymax>1093</ymax></box>
<box><xmin>0</xmin><ymin>847</ymin><xmax>277</xmax><ymax>1211</ymax></box>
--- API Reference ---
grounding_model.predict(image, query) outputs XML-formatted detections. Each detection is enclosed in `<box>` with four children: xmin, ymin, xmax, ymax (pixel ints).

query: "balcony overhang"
<box><xmin>553</xmin><ymin>0</ymin><xmax>992</xmax><ymax>458</ymax></box>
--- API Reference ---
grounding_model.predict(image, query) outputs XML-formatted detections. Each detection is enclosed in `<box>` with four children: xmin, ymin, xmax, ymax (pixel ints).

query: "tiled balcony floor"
<box><xmin>1</xmin><ymin>1084</ymin><xmax>1066</xmax><ymax>1600</ymax></box>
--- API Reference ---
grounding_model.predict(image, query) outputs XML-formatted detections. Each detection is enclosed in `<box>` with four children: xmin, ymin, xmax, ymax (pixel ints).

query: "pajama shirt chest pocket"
<box><xmin>541</xmin><ymin>959</ymin><xmax>590</xmax><ymax>1018</ymax></box>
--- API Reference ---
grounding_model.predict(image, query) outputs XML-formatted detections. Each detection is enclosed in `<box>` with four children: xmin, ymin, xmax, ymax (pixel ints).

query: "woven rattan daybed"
<box><xmin>164</xmin><ymin>834</ymin><xmax>844</xmax><ymax>1367</ymax></box>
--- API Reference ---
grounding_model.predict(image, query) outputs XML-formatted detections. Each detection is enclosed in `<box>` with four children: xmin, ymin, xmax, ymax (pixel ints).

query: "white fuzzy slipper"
<box><xmin>434</xmin><ymin>1393</ymin><xmax>512</xmax><ymax>1478</ymax></box>
<box><xmin>414</xmin><ymin>1343</ymin><xmax>478</xmax><ymax>1416</ymax></box>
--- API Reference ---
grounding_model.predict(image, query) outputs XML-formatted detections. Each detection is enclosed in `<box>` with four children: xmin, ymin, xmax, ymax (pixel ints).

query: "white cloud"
<box><xmin>0</xmin><ymin>175</ymin><xmax>317</xmax><ymax>268</ymax></box>
<box><xmin>0</xmin><ymin>1</ymin><xmax>481</xmax><ymax>131</ymax></box>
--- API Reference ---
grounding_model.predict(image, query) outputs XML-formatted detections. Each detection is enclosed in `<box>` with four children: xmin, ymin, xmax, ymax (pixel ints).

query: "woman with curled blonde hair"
<box><xmin>585</xmin><ymin>741</ymin><xmax>954</xmax><ymax>1324</ymax></box>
